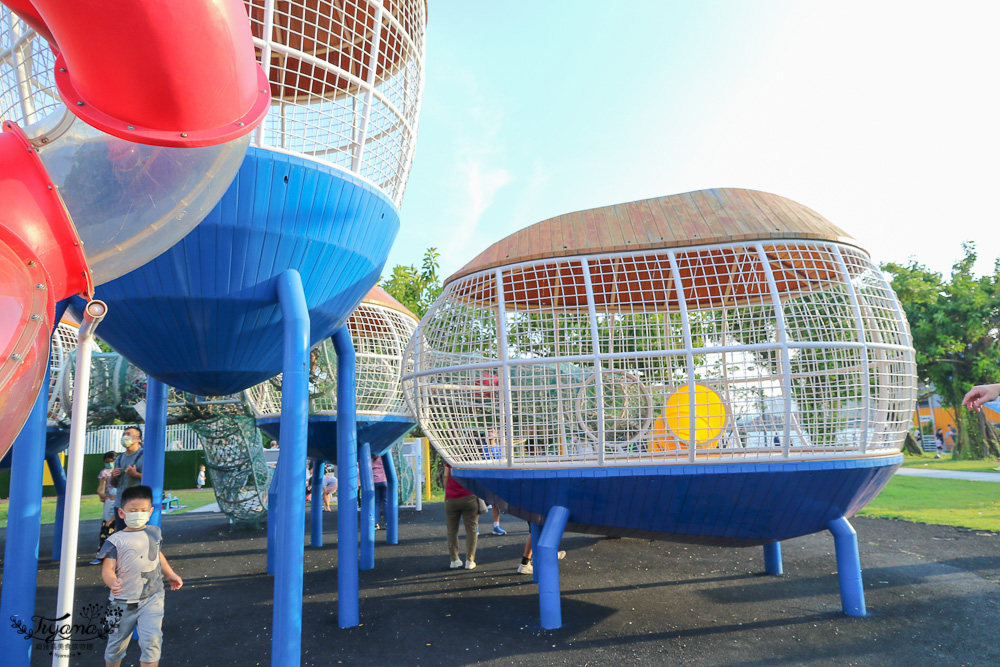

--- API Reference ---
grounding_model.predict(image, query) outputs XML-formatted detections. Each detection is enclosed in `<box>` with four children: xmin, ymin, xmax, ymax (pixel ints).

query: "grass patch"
<box><xmin>0</xmin><ymin>489</ymin><xmax>219</xmax><ymax>529</ymax></box>
<box><xmin>901</xmin><ymin>454</ymin><xmax>1000</xmax><ymax>474</ymax></box>
<box><xmin>858</xmin><ymin>476</ymin><xmax>1000</xmax><ymax>531</ymax></box>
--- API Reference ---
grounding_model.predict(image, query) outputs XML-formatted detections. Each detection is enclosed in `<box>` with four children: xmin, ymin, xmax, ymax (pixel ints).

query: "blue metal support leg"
<box><xmin>359</xmin><ymin>444</ymin><xmax>375</xmax><ymax>570</ymax></box>
<box><xmin>144</xmin><ymin>377</ymin><xmax>168</xmax><ymax>528</ymax></box>
<box><xmin>310</xmin><ymin>458</ymin><xmax>324</xmax><ymax>547</ymax></box>
<box><xmin>333</xmin><ymin>326</ymin><xmax>359</xmax><ymax>627</ymax></box>
<box><xmin>529</xmin><ymin>522</ymin><xmax>542</xmax><ymax>584</ymax></box>
<box><xmin>273</xmin><ymin>270</ymin><xmax>310</xmax><ymax>667</ymax></box>
<box><xmin>829</xmin><ymin>516</ymin><xmax>866</xmax><ymax>617</ymax></box>
<box><xmin>764</xmin><ymin>541</ymin><xmax>783</xmax><ymax>575</ymax></box>
<box><xmin>47</xmin><ymin>449</ymin><xmax>66</xmax><ymax>561</ymax></box>
<box><xmin>267</xmin><ymin>454</ymin><xmax>280</xmax><ymax>575</ymax></box>
<box><xmin>0</xmin><ymin>367</ymin><xmax>49</xmax><ymax>665</ymax></box>
<box><xmin>381</xmin><ymin>452</ymin><xmax>398</xmax><ymax>545</ymax></box>
<box><xmin>537</xmin><ymin>505</ymin><xmax>570</xmax><ymax>630</ymax></box>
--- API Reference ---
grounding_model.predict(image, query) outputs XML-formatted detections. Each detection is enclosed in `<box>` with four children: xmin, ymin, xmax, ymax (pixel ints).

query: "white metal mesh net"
<box><xmin>245</xmin><ymin>300</ymin><xmax>418</xmax><ymax>417</ymax></box>
<box><xmin>402</xmin><ymin>241</ymin><xmax>918</xmax><ymax>468</ymax></box>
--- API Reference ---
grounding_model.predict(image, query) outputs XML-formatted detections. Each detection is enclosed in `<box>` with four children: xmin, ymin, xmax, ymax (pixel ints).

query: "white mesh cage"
<box><xmin>402</xmin><ymin>241</ymin><xmax>918</xmax><ymax>469</ymax></box>
<box><xmin>246</xmin><ymin>0</ymin><xmax>427</xmax><ymax>206</ymax></box>
<box><xmin>245</xmin><ymin>299</ymin><xmax>419</xmax><ymax>418</ymax></box>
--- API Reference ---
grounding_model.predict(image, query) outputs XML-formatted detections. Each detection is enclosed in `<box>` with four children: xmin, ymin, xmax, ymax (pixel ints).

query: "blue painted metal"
<box><xmin>359</xmin><ymin>442</ymin><xmax>375</xmax><ymax>571</ymax></box>
<box><xmin>145</xmin><ymin>377</ymin><xmax>168</xmax><ymax>528</ymax></box>
<box><xmin>46</xmin><ymin>450</ymin><xmax>66</xmax><ymax>561</ymax></box>
<box><xmin>453</xmin><ymin>455</ymin><xmax>902</xmax><ymax>546</ymax></box>
<box><xmin>257</xmin><ymin>415</ymin><xmax>416</xmax><ymax>462</ymax></box>
<box><xmin>529</xmin><ymin>523</ymin><xmax>541</xmax><ymax>585</ymax></box>
<box><xmin>310</xmin><ymin>458</ymin><xmax>325</xmax><ymax>547</ymax></box>
<box><xmin>0</xmin><ymin>366</ymin><xmax>49</xmax><ymax>665</ymax></box>
<box><xmin>764</xmin><ymin>542</ymin><xmax>783</xmax><ymax>575</ymax></box>
<box><xmin>537</xmin><ymin>505</ymin><xmax>570</xmax><ymax>630</ymax></box>
<box><xmin>76</xmin><ymin>147</ymin><xmax>401</xmax><ymax>396</ymax></box>
<box><xmin>333</xmin><ymin>326</ymin><xmax>359</xmax><ymax>628</ymax></box>
<box><xmin>829</xmin><ymin>516</ymin><xmax>866</xmax><ymax>617</ymax></box>
<box><xmin>267</xmin><ymin>454</ymin><xmax>279</xmax><ymax>576</ymax></box>
<box><xmin>273</xmin><ymin>270</ymin><xmax>309</xmax><ymax>667</ymax></box>
<box><xmin>382</xmin><ymin>451</ymin><xmax>399</xmax><ymax>545</ymax></box>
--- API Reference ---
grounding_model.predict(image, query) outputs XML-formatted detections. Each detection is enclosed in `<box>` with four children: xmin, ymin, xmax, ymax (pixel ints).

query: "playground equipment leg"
<box><xmin>53</xmin><ymin>300</ymin><xmax>106</xmax><ymax>667</ymax></box>
<box><xmin>0</xmin><ymin>367</ymin><xmax>49</xmax><ymax>666</ymax></box>
<box><xmin>333</xmin><ymin>326</ymin><xmax>359</xmax><ymax>628</ymax></box>
<box><xmin>46</xmin><ymin>450</ymin><xmax>66</xmax><ymax>561</ymax></box>
<box><xmin>359</xmin><ymin>443</ymin><xmax>375</xmax><ymax>570</ymax></box>
<box><xmin>529</xmin><ymin>522</ymin><xmax>542</xmax><ymax>584</ymax></box>
<box><xmin>310</xmin><ymin>458</ymin><xmax>324</xmax><ymax>547</ymax></box>
<box><xmin>273</xmin><ymin>270</ymin><xmax>309</xmax><ymax>667</ymax></box>
<box><xmin>145</xmin><ymin>377</ymin><xmax>168</xmax><ymax>527</ymax></box>
<box><xmin>764</xmin><ymin>541</ymin><xmax>783</xmax><ymax>575</ymax></box>
<box><xmin>267</xmin><ymin>455</ymin><xmax>280</xmax><ymax>575</ymax></box>
<box><xmin>382</xmin><ymin>451</ymin><xmax>399</xmax><ymax>545</ymax></box>
<box><xmin>537</xmin><ymin>505</ymin><xmax>570</xmax><ymax>630</ymax></box>
<box><xmin>829</xmin><ymin>516</ymin><xmax>866</xmax><ymax>617</ymax></box>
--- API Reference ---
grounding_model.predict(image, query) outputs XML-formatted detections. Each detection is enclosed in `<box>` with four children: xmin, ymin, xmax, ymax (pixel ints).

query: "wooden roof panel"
<box><xmin>448</xmin><ymin>188</ymin><xmax>860</xmax><ymax>284</ymax></box>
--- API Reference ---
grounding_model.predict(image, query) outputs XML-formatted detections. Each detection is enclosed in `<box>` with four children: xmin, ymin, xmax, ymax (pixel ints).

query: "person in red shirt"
<box><xmin>443</xmin><ymin>462</ymin><xmax>479</xmax><ymax>570</ymax></box>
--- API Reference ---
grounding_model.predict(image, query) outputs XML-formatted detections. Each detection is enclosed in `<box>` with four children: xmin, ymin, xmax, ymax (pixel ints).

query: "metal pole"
<box><xmin>144</xmin><ymin>377</ymin><xmax>168</xmax><ymax>527</ymax></box>
<box><xmin>52</xmin><ymin>299</ymin><xmax>107</xmax><ymax>667</ymax></box>
<box><xmin>266</xmin><ymin>454</ymin><xmax>280</xmax><ymax>575</ymax></box>
<box><xmin>46</xmin><ymin>450</ymin><xmax>66</xmax><ymax>561</ymax></box>
<box><xmin>382</xmin><ymin>451</ymin><xmax>399</xmax><ymax>545</ymax></box>
<box><xmin>0</xmin><ymin>365</ymin><xmax>49</xmax><ymax>666</ymax></box>
<box><xmin>358</xmin><ymin>443</ymin><xmax>375</xmax><ymax>570</ymax></box>
<box><xmin>273</xmin><ymin>270</ymin><xmax>309</xmax><ymax>667</ymax></box>
<box><xmin>829</xmin><ymin>516</ymin><xmax>866</xmax><ymax>617</ymax></box>
<box><xmin>333</xmin><ymin>326</ymin><xmax>360</xmax><ymax>628</ymax></box>
<box><xmin>310</xmin><ymin>458</ymin><xmax>325</xmax><ymax>547</ymax></box>
<box><xmin>537</xmin><ymin>505</ymin><xmax>570</xmax><ymax>630</ymax></box>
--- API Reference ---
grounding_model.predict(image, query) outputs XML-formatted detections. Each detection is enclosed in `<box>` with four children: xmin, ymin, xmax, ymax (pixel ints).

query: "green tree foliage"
<box><xmin>380</xmin><ymin>247</ymin><xmax>443</xmax><ymax>318</ymax></box>
<box><xmin>882</xmin><ymin>242</ymin><xmax>1000</xmax><ymax>458</ymax></box>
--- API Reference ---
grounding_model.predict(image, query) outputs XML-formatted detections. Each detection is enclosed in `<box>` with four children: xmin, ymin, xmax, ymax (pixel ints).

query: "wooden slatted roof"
<box><xmin>362</xmin><ymin>285</ymin><xmax>416</xmax><ymax>319</ymax></box>
<box><xmin>447</xmin><ymin>188</ymin><xmax>859</xmax><ymax>285</ymax></box>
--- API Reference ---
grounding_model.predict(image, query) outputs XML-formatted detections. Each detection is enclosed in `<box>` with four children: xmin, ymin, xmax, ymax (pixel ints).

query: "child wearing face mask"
<box><xmin>89</xmin><ymin>451</ymin><xmax>119</xmax><ymax>565</ymax></box>
<box><xmin>98</xmin><ymin>484</ymin><xmax>183</xmax><ymax>667</ymax></box>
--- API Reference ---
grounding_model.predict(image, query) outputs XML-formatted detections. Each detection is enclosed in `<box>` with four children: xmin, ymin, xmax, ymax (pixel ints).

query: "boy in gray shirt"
<box><xmin>98</xmin><ymin>484</ymin><xmax>183</xmax><ymax>666</ymax></box>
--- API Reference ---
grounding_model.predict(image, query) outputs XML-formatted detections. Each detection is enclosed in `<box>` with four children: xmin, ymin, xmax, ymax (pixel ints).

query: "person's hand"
<box><xmin>166</xmin><ymin>572</ymin><xmax>183</xmax><ymax>590</ymax></box>
<box><xmin>125</xmin><ymin>464</ymin><xmax>139</xmax><ymax>478</ymax></box>
<box><xmin>962</xmin><ymin>384</ymin><xmax>1000</xmax><ymax>411</ymax></box>
<box><xmin>110</xmin><ymin>468</ymin><xmax>122</xmax><ymax>483</ymax></box>
<box><xmin>111</xmin><ymin>579</ymin><xmax>123</xmax><ymax>596</ymax></box>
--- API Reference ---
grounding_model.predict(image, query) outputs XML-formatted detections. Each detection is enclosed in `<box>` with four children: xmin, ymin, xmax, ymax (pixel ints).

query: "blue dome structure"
<box><xmin>403</xmin><ymin>189</ymin><xmax>919</xmax><ymax>629</ymax></box>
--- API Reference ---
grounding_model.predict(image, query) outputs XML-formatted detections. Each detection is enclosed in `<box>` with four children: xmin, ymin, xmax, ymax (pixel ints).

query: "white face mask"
<box><xmin>121</xmin><ymin>435</ymin><xmax>139</xmax><ymax>448</ymax></box>
<box><xmin>123</xmin><ymin>510</ymin><xmax>151</xmax><ymax>529</ymax></box>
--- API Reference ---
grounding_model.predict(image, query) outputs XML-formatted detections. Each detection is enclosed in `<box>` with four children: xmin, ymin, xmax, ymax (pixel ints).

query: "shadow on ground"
<box><xmin>1</xmin><ymin>502</ymin><xmax>997</xmax><ymax>666</ymax></box>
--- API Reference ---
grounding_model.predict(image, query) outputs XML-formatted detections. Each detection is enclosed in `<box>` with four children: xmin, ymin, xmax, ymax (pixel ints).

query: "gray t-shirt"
<box><xmin>97</xmin><ymin>525</ymin><xmax>163</xmax><ymax>603</ymax></box>
<box><xmin>112</xmin><ymin>448</ymin><xmax>144</xmax><ymax>509</ymax></box>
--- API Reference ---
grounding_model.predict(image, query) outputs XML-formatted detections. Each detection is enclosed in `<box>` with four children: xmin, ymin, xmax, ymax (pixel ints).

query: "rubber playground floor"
<box><xmin>3</xmin><ymin>502</ymin><xmax>998</xmax><ymax>666</ymax></box>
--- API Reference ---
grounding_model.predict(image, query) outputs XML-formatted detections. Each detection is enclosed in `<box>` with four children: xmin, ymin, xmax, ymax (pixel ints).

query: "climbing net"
<box><xmin>189</xmin><ymin>415</ymin><xmax>271</xmax><ymax>522</ymax></box>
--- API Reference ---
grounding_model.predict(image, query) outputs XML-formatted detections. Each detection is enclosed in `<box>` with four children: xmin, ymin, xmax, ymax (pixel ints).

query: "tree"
<box><xmin>380</xmin><ymin>247</ymin><xmax>443</xmax><ymax>318</ymax></box>
<box><xmin>882</xmin><ymin>243</ymin><xmax>1000</xmax><ymax>458</ymax></box>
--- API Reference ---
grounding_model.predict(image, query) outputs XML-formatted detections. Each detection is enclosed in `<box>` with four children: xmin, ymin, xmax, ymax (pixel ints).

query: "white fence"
<box><xmin>85</xmin><ymin>424</ymin><xmax>204</xmax><ymax>455</ymax></box>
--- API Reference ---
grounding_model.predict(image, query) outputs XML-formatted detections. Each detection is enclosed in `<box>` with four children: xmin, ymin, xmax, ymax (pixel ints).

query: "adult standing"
<box><xmin>443</xmin><ymin>462</ymin><xmax>479</xmax><ymax>570</ymax></box>
<box><xmin>109</xmin><ymin>426</ymin><xmax>144</xmax><ymax>531</ymax></box>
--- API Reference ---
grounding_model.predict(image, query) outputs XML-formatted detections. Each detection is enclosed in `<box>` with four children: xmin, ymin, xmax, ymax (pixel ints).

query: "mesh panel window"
<box><xmin>404</xmin><ymin>241</ymin><xmax>917</xmax><ymax>469</ymax></box>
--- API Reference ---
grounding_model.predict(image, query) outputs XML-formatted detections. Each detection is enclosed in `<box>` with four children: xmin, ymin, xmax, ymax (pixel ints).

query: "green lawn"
<box><xmin>0</xmin><ymin>489</ymin><xmax>219</xmax><ymax>529</ymax></box>
<box><xmin>901</xmin><ymin>453</ymin><xmax>1000</xmax><ymax>474</ymax></box>
<box><xmin>858</xmin><ymin>476</ymin><xmax>1000</xmax><ymax>531</ymax></box>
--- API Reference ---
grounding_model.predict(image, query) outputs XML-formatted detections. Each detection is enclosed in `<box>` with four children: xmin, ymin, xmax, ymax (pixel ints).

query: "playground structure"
<box><xmin>403</xmin><ymin>188</ymin><xmax>918</xmax><ymax>628</ymax></box>
<box><xmin>245</xmin><ymin>285</ymin><xmax>420</xmax><ymax>561</ymax></box>
<box><xmin>1</xmin><ymin>1</ymin><xmax>427</xmax><ymax>665</ymax></box>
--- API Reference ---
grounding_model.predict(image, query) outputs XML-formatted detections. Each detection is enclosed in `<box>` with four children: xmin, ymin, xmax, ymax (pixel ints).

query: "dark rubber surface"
<box><xmin>3</xmin><ymin>503</ymin><xmax>998</xmax><ymax>666</ymax></box>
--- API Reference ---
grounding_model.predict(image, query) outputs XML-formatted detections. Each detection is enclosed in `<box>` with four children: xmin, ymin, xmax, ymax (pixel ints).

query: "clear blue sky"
<box><xmin>387</xmin><ymin>1</ymin><xmax>999</xmax><ymax>282</ymax></box>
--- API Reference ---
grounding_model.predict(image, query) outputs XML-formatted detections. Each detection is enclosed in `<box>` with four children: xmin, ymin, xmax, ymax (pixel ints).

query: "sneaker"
<box><xmin>517</xmin><ymin>562</ymin><xmax>533</xmax><ymax>575</ymax></box>
<box><xmin>89</xmin><ymin>558</ymin><xmax>101</xmax><ymax>565</ymax></box>
<box><xmin>492</xmin><ymin>525</ymin><xmax>507</xmax><ymax>536</ymax></box>
<box><xmin>465</xmin><ymin>560</ymin><xmax>477</xmax><ymax>570</ymax></box>
<box><xmin>374</xmin><ymin>523</ymin><xmax>381</xmax><ymax>531</ymax></box>
<box><xmin>558</xmin><ymin>550</ymin><xmax>566</xmax><ymax>560</ymax></box>
<box><xmin>449</xmin><ymin>559</ymin><xmax>463</xmax><ymax>569</ymax></box>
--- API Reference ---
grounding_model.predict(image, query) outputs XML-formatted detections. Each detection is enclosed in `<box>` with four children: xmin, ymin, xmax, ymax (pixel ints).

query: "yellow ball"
<box><xmin>664</xmin><ymin>384</ymin><xmax>726</xmax><ymax>446</ymax></box>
